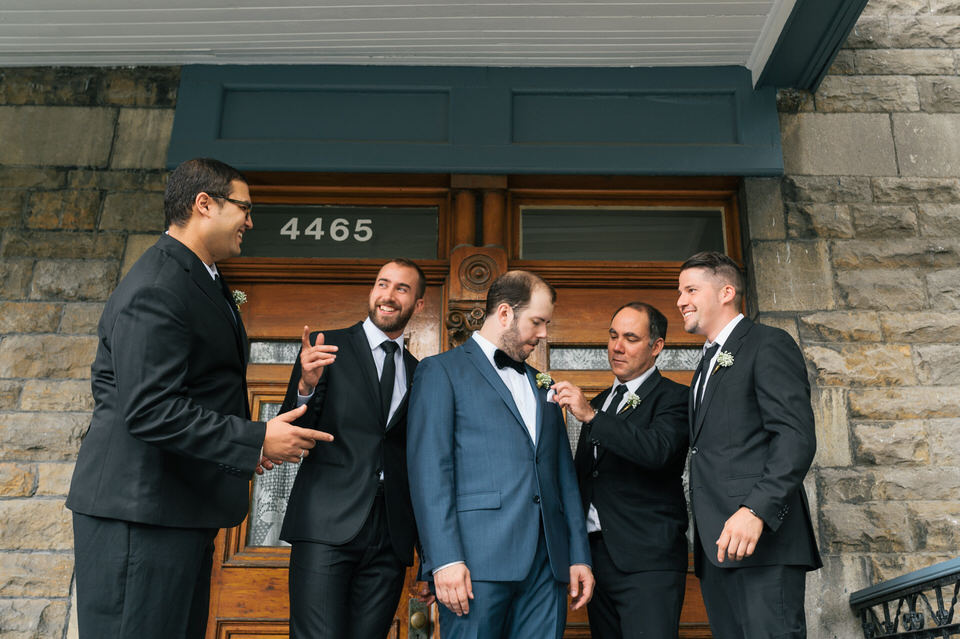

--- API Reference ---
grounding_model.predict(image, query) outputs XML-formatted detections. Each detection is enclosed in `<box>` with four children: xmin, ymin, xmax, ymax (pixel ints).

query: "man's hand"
<box><xmin>297</xmin><ymin>326</ymin><xmax>338</xmax><ymax>396</ymax></box>
<box><xmin>434</xmin><ymin>563</ymin><xmax>473</xmax><ymax>616</ymax></box>
<box><xmin>716</xmin><ymin>506</ymin><xmax>764</xmax><ymax>563</ymax></box>
<box><xmin>551</xmin><ymin>381</ymin><xmax>594</xmax><ymax>423</ymax></box>
<box><xmin>569</xmin><ymin>564</ymin><xmax>594</xmax><ymax>610</ymax></box>
<box><xmin>412</xmin><ymin>580</ymin><xmax>436</xmax><ymax>605</ymax></box>
<box><xmin>254</xmin><ymin>455</ymin><xmax>277</xmax><ymax>475</ymax></box>
<box><xmin>262</xmin><ymin>404</ymin><xmax>334</xmax><ymax>463</ymax></box>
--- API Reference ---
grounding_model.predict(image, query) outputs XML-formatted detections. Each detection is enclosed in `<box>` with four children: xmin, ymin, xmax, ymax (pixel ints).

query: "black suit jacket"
<box><xmin>67</xmin><ymin>234</ymin><xmax>265</xmax><ymax>529</ymax></box>
<box><xmin>279</xmin><ymin>322</ymin><xmax>419</xmax><ymax>566</ymax></box>
<box><xmin>574</xmin><ymin>369</ymin><xmax>689</xmax><ymax>573</ymax></box>
<box><xmin>689</xmin><ymin>317</ymin><xmax>822</xmax><ymax>573</ymax></box>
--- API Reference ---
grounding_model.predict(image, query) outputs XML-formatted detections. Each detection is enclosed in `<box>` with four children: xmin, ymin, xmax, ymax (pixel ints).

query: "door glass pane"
<box><xmin>520</xmin><ymin>207</ymin><xmax>724</xmax><ymax>261</ymax></box>
<box><xmin>550</xmin><ymin>346</ymin><xmax>700</xmax><ymax>371</ymax></box>
<box><xmin>247</xmin><ymin>401</ymin><xmax>298</xmax><ymax>547</ymax></box>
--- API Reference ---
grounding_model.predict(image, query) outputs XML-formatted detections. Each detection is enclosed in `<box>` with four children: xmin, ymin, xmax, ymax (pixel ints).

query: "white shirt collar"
<box><xmin>362</xmin><ymin>316</ymin><xmax>404</xmax><ymax>353</ymax></box>
<box><xmin>471</xmin><ymin>332</ymin><xmax>501</xmax><ymax>367</ymax></box>
<box><xmin>613</xmin><ymin>363</ymin><xmax>658</xmax><ymax>395</ymax></box>
<box><xmin>707</xmin><ymin>313</ymin><xmax>745</xmax><ymax>352</ymax></box>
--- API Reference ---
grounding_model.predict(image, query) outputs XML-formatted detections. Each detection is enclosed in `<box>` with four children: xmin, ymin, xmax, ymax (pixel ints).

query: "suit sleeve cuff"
<box><xmin>432</xmin><ymin>560</ymin><xmax>465</xmax><ymax>575</ymax></box>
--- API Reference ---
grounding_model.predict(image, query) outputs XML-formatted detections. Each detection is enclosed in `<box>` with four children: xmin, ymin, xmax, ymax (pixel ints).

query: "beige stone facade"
<box><xmin>2</xmin><ymin>1</ymin><xmax>960</xmax><ymax>636</ymax></box>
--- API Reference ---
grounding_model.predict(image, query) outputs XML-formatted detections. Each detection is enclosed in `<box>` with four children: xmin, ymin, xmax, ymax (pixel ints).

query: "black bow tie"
<box><xmin>494</xmin><ymin>349</ymin><xmax>526</xmax><ymax>375</ymax></box>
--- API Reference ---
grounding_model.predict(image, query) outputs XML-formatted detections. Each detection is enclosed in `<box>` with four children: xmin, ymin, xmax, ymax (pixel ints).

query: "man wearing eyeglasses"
<box><xmin>67</xmin><ymin>158</ymin><xmax>333</xmax><ymax>639</ymax></box>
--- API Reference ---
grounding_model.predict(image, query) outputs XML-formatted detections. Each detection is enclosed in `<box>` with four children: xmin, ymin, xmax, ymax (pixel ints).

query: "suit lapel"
<box><xmin>462</xmin><ymin>340</ymin><xmax>528</xmax><ymax>436</ymax></box>
<box><xmin>346</xmin><ymin>323</ymin><xmax>383</xmax><ymax>414</ymax></box>
<box><xmin>692</xmin><ymin>318</ymin><xmax>754</xmax><ymax>442</ymax></box>
<box><xmin>528</xmin><ymin>369</ymin><xmax>545</xmax><ymax>450</ymax></box>
<box><xmin>385</xmin><ymin>349</ymin><xmax>417</xmax><ymax>432</ymax></box>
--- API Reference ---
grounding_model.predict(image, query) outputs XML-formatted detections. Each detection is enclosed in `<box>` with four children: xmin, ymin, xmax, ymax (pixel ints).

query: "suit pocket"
<box><xmin>726</xmin><ymin>474</ymin><xmax>761</xmax><ymax>497</ymax></box>
<box><xmin>456</xmin><ymin>490</ymin><xmax>501</xmax><ymax>512</ymax></box>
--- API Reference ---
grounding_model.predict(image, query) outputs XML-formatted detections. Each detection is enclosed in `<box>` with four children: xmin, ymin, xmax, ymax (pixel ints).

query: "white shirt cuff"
<box><xmin>432</xmin><ymin>560</ymin><xmax>465</xmax><ymax>575</ymax></box>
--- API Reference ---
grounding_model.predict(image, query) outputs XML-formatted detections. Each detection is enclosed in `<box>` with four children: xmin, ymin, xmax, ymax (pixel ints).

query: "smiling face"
<box><xmin>208</xmin><ymin>179</ymin><xmax>253</xmax><ymax>261</ymax></box>
<box><xmin>367</xmin><ymin>261</ymin><xmax>425</xmax><ymax>338</ymax></box>
<box><xmin>498</xmin><ymin>286</ymin><xmax>554</xmax><ymax>362</ymax></box>
<box><xmin>607</xmin><ymin>307</ymin><xmax>662</xmax><ymax>383</ymax></box>
<box><xmin>677</xmin><ymin>266</ymin><xmax>737</xmax><ymax>341</ymax></box>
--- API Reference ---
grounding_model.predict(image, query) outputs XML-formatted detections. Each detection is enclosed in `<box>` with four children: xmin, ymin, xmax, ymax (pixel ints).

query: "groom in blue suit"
<box><xmin>408</xmin><ymin>270</ymin><xmax>593</xmax><ymax>639</ymax></box>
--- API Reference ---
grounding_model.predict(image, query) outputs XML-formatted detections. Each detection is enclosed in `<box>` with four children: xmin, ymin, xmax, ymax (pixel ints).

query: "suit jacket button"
<box><xmin>691</xmin><ymin>447</ymin><xmax>699</xmax><ymax>454</ymax></box>
<box><xmin>591</xmin><ymin>470</ymin><xmax>599</xmax><ymax>478</ymax></box>
<box><xmin>533</xmin><ymin>495</ymin><xmax>541</xmax><ymax>504</ymax></box>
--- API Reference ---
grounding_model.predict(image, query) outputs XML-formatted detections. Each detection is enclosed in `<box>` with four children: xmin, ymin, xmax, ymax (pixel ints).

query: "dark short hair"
<box><xmin>386</xmin><ymin>257</ymin><xmax>427</xmax><ymax>299</ymax></box>
<box><xmin>680</xmin><ymin>251</ymin><xmax>745</xmax><ymax>308</ymax></box>
<box><xmin>164</xmin><ymin>158</ymin><xmax>247</xmax><ymax>228</ymax></box>
<box><xmin>611</xmin><ymin>302</ymin><xmax>667</xmax><ymax>344</ymax></box>
<box><xmin>484</xmin><ymin>270</ymin><xmax>556</xmax><ymax>318</ymax></box>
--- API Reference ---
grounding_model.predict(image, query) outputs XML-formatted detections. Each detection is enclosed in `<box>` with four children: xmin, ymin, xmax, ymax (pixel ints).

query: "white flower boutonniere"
<box><xmin>623</xmin><ymin>392</ymin><xmax>641</xmax><ymax>410</ymax></box>
<box><xmin>714</xmin><ymin>350</ymin><xmax>734</xmax><ymax>372</ymax></box>
<box><xmin>232</xmin><ymin>289</ymin><xmax>247</xmax><ymax>311</ymax></box>
<box><xmin>535</xmin><ymin>372</ymin><xmax>554</xmax><ymax>389</ymax></box>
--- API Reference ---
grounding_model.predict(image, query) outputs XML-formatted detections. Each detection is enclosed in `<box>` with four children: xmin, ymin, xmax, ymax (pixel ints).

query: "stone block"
<box><xmin>0</xmin><ymin>302</ymin><xmax>62</xmax><ymax>334</ymax></box>
<box><xmin>0</xmin><ymin>106</ymin><xmax>115</xmax><ymax>167</ymax></box>
<box><xmin>755</xmin><ymin>314</ymin><xmax>800</xmax><ymax>342</ymax></box>
<box><xmin>0</xmin><ymin>412</ymin><xmax>88</xmax><ymax>461</ymax></box>
<box><xmin>853</xmin><ymin>420</ymin><xmax>929</xmax><ymax>464</ymax></box>
<box><xmin>820</xmin><ymin>502</ymin><xmax>915</xmax><ymax>552</ymax></box>
<box><xmin>0</xmin><ymin>599</ymin><xmax>69</xmax><ymax>639</ymax></box>
<box><xmin>868</xmin><ymin>552</ymin><xmax>959</xmax><ymax>583</ymax></box>
<box><xmin>0</xmin><ymin>67</ymin><xmax>99</xmax><ymax>107</ymax></box>
<box><xmin>918</xmin><ymin>203</ymin><xmax>960</xmax><ymax>235</ymax></box>
<box><xmin>100</xmin><ymin>192</ymin><xmax>164</xmax><ymax>232</ymax></box>
<box><xmin>875</xmin><ymin>465</ymin><xmax>960</xmax><ymax>500</ymax></box>
<box><xmin>0</xmin><ymin>167</ymin><xmax>64</xmax><ymax>189</ymax></box>
<box><xmin>743</xmin><ymin>177</ymin><xmax>785</xmax><ymax>240</ymax></box>
<box><xmin>827</xmin><ymin>50</ymin><xmax>856</xmax><ymax>75</ymax></box>
<box><xmin>111</xmin><ymin>109</ymin><xmax>175</xmax><ymax>170</ymax></box>
<box><xmin>0</xmin><ymin>335</ymin><xmax>97</xmax><ymax>379</ymax></box>
<box><xmin>881</xmin><ymin>311</ymin><xmax>960</xmax><ymax>342</ymax></box>
<box><xmin>776</xmin><ymin>88</ymin><xmax>816</xmax><ymax>113</ymax></box>
<box><xmin>818</xmin><ymin>468</ymin><xmax>875</xmax><ymax>503</ymax></box>
<box><xmin>855</xmin><ymin>49</ymin><xmax>956</xmax><ymax>75</ymax></box>
<box><xmin>0</xmin><ymin>189</ymin><xmax>25</xmax><ymax>227</ymax></box>
<box><xmin>894</xmin><ymin>113</ymin><xmax>960</xmax><ymax>176</ymax></box>
<box><xmin>67</xmin><ymin>169</ymin><xmax>144</xmax><ymax>191</ymax></box>
<box><xmin>781</xmin><ymin>176</ymin><xmax>873</xmax><ymax>204</ymax></box>
<box><xmin>927</xmin><ymin>418</ymin><xmax>960</xmax><ymax>465</ymax></box>
<box><xmin>59</xmin><ymin>303</ymin><xmax>104</xmax><ymax>334</ymax></box>
<box><xmin>804</xmin><ymin>554</ymin><xmax>871</xmax><ymax>639</ymax></box>
<box><xmin>885</xmin><ymin>16</ymin><xmax>960</xmax><ymax>48</ymax></box>
<box><xmin>931</xmin><ymin>0</ymin><xmax>960</xmax><ymax>13</ymax></box>
<box><xmin>0</xmin><ymin>500</ymin><xmax>72</xmax><ymax>550</ymax></box>
<box><xmin>141</xmin><ymin>170</ymin><xmax>169</xmax><ymax>192</ymax></box>
<box><xmin>831</xmin><ymin>238</ymin><xmax>960</xmax><ymax>269</ymax></box>
<box><xmin>0</xmin><ymin>260</ymin><xmax>33</xmax><ymax>299</ymax></box>
<box><xmin>781</xmin><ymin>113</ymin><xmax>898</xmax><ymax>176</ymax></box>
<box><xmin>19</xmin><ymin>380</ymin><xmax>93</xmax><ymax>412</ymax></box>
<box><xmin>799</xmin><ymin>311</ymin><xmax>882</xmax><ymax>341</ymax></box>
<box><xmin>122</xmin><ymin>234</ymin><xmax>160</xmax><ymax>277</ymax></box>
<box><xmin>804</xmin><ymin>344</ymin><xmax>916</xmax><ymax>386</ymax></box>
<box><xmin>0</xmin><ymin>552</ymin><xmax>73</xmax><ymax>597</ymax></box>
<box><xmin>849</xmin><ymin>387</ymin><xmax>960</xmax><ymax>419</ymax></box>
<box><xmin>1</xmin><ymin>230</ymin><xmax>124</xmax><ymax>259</ymax></box>
<box><xmin>835</xmin><ymin>268</ymin><xmax>926</xmax><ymax>310</ymax></box>
<box><xmin>99</xmin><ymin>67</ymin><xmax>180</xmax><ymax>107</ymax></box>
<box><xmin>811</xmin><ymin>387</ymin><xmax>852</xmax><ymax>467</ymax></box>
<box><xmin>35</xmin><ymin>463</ymin><xmax>74</xmax><ymax>497</ymax></box>
<box><xmin>850</xmin><ymin>204</ymin><xmax>918</xmax><ymax>237</ymax></box>
<box><xmin>0</xmin><ymin>381</ymin><xmax>22</xmax><ymax>410</ymax></box>
<box><xmin>786</xmin><ymin>203</ymin><xmax>854</xmax><ymax>238</ymax></box>
<box><xmin>914</xmin><ymin>344</ymin><xmax>960</xmax><ymax>384</ymax></box>
<box><xmin>29</xmin><ymin>260</ymin><xmax>118</xmax><ymax>302</ymax></box>
<box><xmin>751</xmin><ymin>241</ymin><xmax>836</xmax><ymax>311</ymax></box>
<box><xmin>815</xmin><ymin>75</ymin><xmax>920</xmax><ymax>112</ymax></box>
<box><xmin>25</xmin><ymin>190</ymin><xmax>101</xmax><ymax>231</ymax></box>
<box><xmin>911</xmin><ymin>501</ymin><xmax>960</xmax><ymax>550</ymax></box>
<box><xmin>862</xmin><ymin>0</ymin><xmax>931</xmax><ymax>15</ymax></box>
<box><xmin>0</xmin><ymin>463</ymin><xmax>37</xmax><ymax>497</ymax></box>
<box><xmin>918</xmin><ymin>76</ymin><xmax>960</xmax><ymax>112</ymax></box>
<box><xmin>843</xmin><ymin>15</ymin><xmax>890</xmax><ymax>48</ymax></box>
<box><xmin>872</xmin><ymin>177</ymin><xmax>960</xmax><ymax>202</ymax></box>
<box><xmin>926</xmin><ymin>267</ymin><xmax>960</xmax><ymax>308</ymax></box>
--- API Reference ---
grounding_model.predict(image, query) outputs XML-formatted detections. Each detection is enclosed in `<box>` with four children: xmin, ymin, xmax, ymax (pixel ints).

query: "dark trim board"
<box><xmin>168</xmin><ymin>64</ymin><xmax>783</xmax><ymax>176</ymax></box>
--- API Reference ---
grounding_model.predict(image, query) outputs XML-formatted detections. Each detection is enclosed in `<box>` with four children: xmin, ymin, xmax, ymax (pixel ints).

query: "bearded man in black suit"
<box><xmin>67</xmin><ymin>158</ymin><xmax>332</xmax><ymax>639</ymax></box>
<box><xmin>552</xmin><ymin>302</ymin><xmax>689</xmax><ymax>639</ymax></box>
<box><xmin>280</xmin><ymin>258</ymin><xmax>431</xmax><ymax>639</ymax></box>
<box><xmin>678</xmin><ymin>251</ymin><xmax>821</xmax><ymax>639</ymax></box>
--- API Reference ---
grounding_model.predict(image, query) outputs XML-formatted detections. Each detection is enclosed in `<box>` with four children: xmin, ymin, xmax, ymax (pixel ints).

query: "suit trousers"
<box><xmin>438</xmin><ymin>527</ymin><xmax>567</xmax><ymax>639</ymax></box>
<box><xmin>72</xmin><ymin>512</ymin><xmax>218</xmax><ymax>639</ymax></box>
<box><xmin>288</xmin><ymin>491</ymin><xmax>407</xmax><ymax>639</ymax></box>
<box><xmin>699</xmin><ymin>561</ymin><xmax>807</xmax><ymax>639</ymax></box>
<box><xmin>587</xmin><ymin>533</ymin><xmax>685</xmax><ymax>639</ymax></box>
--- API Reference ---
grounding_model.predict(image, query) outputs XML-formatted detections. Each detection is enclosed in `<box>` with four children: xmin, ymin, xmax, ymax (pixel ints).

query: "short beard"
<box><xmin>369</xmin><ymin>303</ymin><xmax>414</xmax><ymax>335</ymax></box>
<box><xmin>498</xmin><ymin>319</ymin><xmax>530</xmax><ymax>361</ymax></box>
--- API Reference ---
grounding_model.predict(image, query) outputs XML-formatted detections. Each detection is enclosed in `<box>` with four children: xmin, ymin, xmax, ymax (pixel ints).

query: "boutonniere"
<box><xmin>713</xmin><ymin>350</ymin><xmax>734</xmax><ymax>373</ymax></box>
<box><xmin>535</xmin><ymin>372</ymin><xmax>553</xmax><ymax>389</ymax></box>
<box><xmin>621</xmin><ymin>392</ymin><xmax>641</xmax><ymax>410</ymax></box>
<box><xmin>232</xmin><ymin>289</ymin><xmax>247</xmax><ymax>311</ymax></box>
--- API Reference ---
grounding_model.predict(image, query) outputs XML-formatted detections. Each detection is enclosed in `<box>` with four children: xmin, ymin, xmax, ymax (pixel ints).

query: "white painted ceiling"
<box><xmin>0</xmin><ymin>0</ymin><xmax>794</xmax><ymax>81</ymax></box>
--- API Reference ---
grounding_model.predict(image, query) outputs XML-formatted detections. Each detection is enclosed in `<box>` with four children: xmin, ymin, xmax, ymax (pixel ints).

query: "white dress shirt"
<box><xmin>471</xmin><ymin>332</ymin><xmax>538</xmax><ymax>445</ymax></box>
<box><xmin>585</xmin><ymin>364</ymin><xmax>658</xmax><ymax>534</ymax></box>
<box><xmin>694</xmin><ymin>313</ymin><xmax>744</xmax><ymax>403</ymax></box>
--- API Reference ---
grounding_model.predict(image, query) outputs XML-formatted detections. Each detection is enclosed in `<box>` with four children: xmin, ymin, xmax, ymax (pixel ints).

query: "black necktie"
<box><xmin>604</xmin><ymin>384</ymin><xmax>628</xmax><ymax>416</ymax></box>
<box><xmin>379</xmin><ymin>340</ymin><xmax>399</xmax><ymax>423</ymax></box>
<box><xmin>494</xmin><ymin>349</ymin><xmax>526</xmax><ymax>376</ymax></box>
<box><xmin>694</xmin><ymin>343</ymin><xmax>720</xmax><ymax>411</ymax></box>
<box><xmin>213</xmin><ymin>273</ymin><xmax>237</xmax><ymax>325</ymax></box>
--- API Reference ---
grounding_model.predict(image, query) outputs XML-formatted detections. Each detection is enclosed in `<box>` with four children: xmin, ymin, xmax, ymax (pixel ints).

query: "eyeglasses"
<box><xmin>207</xmin><ymin>193</ymin><xmax>253</xmax><ymax>216</ymax></box>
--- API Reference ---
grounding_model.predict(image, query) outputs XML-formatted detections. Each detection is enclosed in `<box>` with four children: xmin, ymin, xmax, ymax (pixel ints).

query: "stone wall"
<box><xmin>0</xmin><ymin>67</ymin><xmax>178</xmax><ymax>638</ymax></box>
<box><xmin>746</xmin><ymin>0</ymin><xmax>960</xmax><ymax>635</ymax></box>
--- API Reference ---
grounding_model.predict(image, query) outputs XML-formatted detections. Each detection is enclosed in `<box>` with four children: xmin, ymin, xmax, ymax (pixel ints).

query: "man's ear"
<box><xmin>497</xmin><ymin>302</ymin><xmax>514</xmax><ymax>327</ymax></box>
<box><xmin>194</xmin><ymin>192</ymin><xmax>215</xmax><ymax>219</ymax></box>
<box><xmin>650</xmin><ymin>337</ymin><xmax>665</xmax><ymax>358</ymax></box>
<box><xmin>719</xmin><ymin>284</ymin><xmax>737</xmax><ymax>306</ymax></box>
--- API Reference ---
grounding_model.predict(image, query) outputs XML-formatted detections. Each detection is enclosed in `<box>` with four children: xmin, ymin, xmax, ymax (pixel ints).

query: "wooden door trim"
<box><xmin>219</xmin><ymin>258</ymin><xmax>449</xmax><ymax>285</ymax></box>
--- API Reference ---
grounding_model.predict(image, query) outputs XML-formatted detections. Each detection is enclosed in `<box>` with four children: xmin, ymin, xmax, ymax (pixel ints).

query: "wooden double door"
<box><xmin>207</xmin><ymin>174</ymin><xmax>742</xmax><ymax>639</ymax></box>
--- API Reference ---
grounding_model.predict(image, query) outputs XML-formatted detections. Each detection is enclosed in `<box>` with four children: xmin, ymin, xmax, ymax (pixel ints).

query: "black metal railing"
<box><xmin>850</xmin><ymin>557</ymin><xmax>960</xmax><ymax>638</ymax></box>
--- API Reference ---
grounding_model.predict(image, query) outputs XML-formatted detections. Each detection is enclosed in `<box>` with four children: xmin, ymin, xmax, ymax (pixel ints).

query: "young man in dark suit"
<box><xmin>280</xmin><ymin>258</ymin><xmax>429</xmax><ymax>638</ymax></box>
<box><xmin>552</xmin><ymin>302</ymin><xmax>689</xmax><ymax>639</ymax></box>
<box><xmin>67</xmin><ymin>158</ymin><xmax>332</xmax><ymax>639</ymax></box>
<box><xmin>678</xmin><ymin>251</ymin><xmax>822</xmax><ymax>639</ymax></box>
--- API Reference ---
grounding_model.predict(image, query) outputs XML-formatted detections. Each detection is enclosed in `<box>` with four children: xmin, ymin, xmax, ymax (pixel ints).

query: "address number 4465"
<box><xmin>280</xmin><ymin>217</ymin><xmax>373</xmax><ymax>242</ymax></box>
